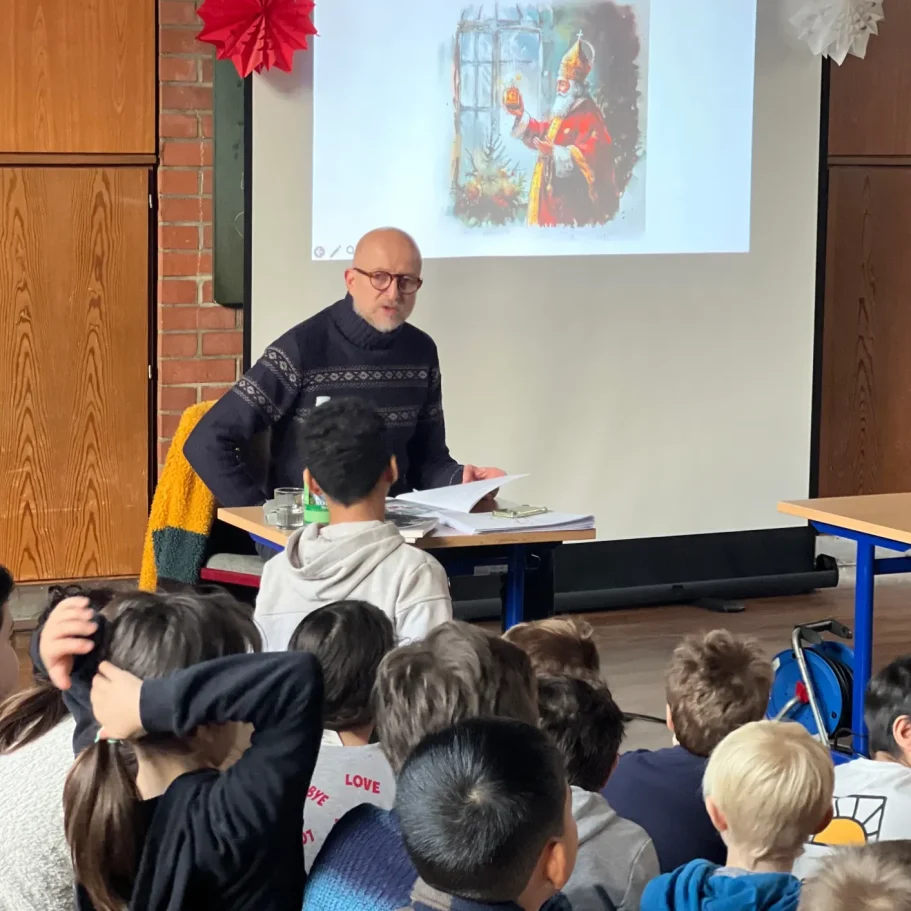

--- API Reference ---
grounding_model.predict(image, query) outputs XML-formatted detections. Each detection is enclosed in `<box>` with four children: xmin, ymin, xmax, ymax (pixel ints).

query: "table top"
<box><xmin>217</xmin><ymin>506</ymin><xmax>597</xmax><ymax>550</ymax></box>
<box><xmin>778</xmin><ymin>493</ymin><xmax>911</xmax><ymax>547</ymax></box>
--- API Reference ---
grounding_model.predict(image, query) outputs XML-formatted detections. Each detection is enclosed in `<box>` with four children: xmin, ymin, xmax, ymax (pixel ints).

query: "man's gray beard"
<box><xmin>551</xmin><ymin>81</ymin><xmax>587</xmax><ymax>118</ymax></box>
<box><xmin>353</xmin><ymin>297</ymin><xmax>403</xmax><ymax>333</ymax></box>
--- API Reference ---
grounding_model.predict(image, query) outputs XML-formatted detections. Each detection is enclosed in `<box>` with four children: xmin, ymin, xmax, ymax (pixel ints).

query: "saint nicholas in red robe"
<box><xmin>504</xmin><ymin>34</ymin><xmax>619</xmax><ymax>227</ymax></box>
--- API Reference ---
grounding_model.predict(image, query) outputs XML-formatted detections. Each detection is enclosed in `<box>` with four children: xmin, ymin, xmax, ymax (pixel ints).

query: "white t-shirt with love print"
<box><xmin>303</xmin><ymin>730</ymin><xmax>397</xmax><ymax>871</ymax></box>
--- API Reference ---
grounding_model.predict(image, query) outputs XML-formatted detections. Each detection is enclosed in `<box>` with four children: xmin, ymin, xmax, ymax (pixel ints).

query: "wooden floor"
<box><xmin>12</xmin><ymin>578</ymin><xmax>910</xmax><ymax>752</ymax></box>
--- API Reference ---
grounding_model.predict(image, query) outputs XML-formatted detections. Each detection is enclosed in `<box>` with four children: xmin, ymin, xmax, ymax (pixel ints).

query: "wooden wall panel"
<box><xmin>0</xmin><ymin>168</ymin><xmax>150</xmax><ymax>581</ymax></box>
<box><xmin>0</xmin><ymin>0</ymin><xmax>155</xmax><ymax>154</ymax></box>
<box><xmin>818</xmin><ymin>167</ymin><xmax>911</xmax><ymax>497</ymax></box>
<box><xmin>829</xmin><ymin>2</ymin><xmax>911</xmax><ymax>157</ymax></box>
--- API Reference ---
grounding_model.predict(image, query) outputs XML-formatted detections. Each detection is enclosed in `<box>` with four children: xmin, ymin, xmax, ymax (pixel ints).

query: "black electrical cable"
<box><xmin>623</xmin><ymin>712</ymin><xmax>667</xmax><ymax>725</ymax></box>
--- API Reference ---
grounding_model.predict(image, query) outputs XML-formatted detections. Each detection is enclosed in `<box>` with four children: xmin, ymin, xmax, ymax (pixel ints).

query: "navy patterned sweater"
<box><xmin>184</xmin><ymin>295</ymin><xmax>462</xmax><ymax>507</ymax></box>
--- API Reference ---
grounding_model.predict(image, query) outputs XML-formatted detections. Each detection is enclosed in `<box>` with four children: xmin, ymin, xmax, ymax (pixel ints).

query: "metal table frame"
<box><xmin>811</xmin><ymin>521</ymin><xmax>911</xmax><ymax>756</ymax></box>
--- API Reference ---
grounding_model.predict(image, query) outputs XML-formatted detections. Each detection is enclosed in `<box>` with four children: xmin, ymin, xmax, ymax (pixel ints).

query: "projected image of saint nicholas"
<box><xmin>503</xmin><ymin>34</ymin><xmax>619</xmax><ymax>228</ymax></box>
<box><xmin>447</xmin><ymin>2</ymin><xmax>646</xmax><ymax>232</ymax></box>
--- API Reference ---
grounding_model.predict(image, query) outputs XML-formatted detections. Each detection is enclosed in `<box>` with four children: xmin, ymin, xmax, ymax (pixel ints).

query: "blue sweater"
<box><xmin>602</xmin><ymin>747</ymin><xmax>725</xmax><ymax>873</ymax></box>
<box><xmin>641</xmin><ymin>861</ymin><xmax>800</xmax><ymax>911</ymax></box>
<box><xmin>303</xmin><ymin>805</ymin><xmax>571</xmax><ymax>911</ymax></box>
<box><xmin>184</xmin><ymin>296</ymin><xmax>462</xmax><ymax>507</ymax></box>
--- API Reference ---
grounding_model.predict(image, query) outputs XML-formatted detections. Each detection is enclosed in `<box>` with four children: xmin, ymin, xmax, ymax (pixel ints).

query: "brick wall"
<box><xmin>157</xmin><ymin>0</ymin><xmax>243</xmax><ymax>468</ymax></box>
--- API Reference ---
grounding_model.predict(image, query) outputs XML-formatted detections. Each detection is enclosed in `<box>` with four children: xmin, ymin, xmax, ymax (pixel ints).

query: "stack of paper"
<box><xmin>395</xmin><ymin>476</ymin><xmax>594</xmax><ymax>536</ymax></box>
<box><xmin>433</xmin><ymin>508</ymin><xmax>594</xmax><ymax>536</ymax></box>
<box><xmin>396</xmin><ymin>475</ymin><xmax>529</xmax><ymax>514</ymax></box>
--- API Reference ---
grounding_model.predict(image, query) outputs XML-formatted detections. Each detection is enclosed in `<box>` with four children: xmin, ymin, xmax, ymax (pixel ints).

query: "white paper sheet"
<box><xmin>395</xmin><ymin>474</ymin><xmax>528</xmax><ymax>514</ymax></box>
<box><xmin>433</xmin><ymin>508</ymin><xmax>594</xmax><ymax>536</ymax></box>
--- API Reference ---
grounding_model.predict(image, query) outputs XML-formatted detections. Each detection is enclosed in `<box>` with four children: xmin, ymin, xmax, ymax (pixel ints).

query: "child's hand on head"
<box><xmin>39</xmin><ymin>596</ymin><xmax>98</xmax><ymax>691</ymax></box>
<box><xmin>91</xmin><ymin>661</ymin><xmax>145</xmax><ymax>741</ymax></box>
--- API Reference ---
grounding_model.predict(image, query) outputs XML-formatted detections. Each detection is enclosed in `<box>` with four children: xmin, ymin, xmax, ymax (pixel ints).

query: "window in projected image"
<box><xmin>453</xmin><ymin>8</ymin><xmax>544</xmax><ymax>186</ymax></box>
<box><xmin>311</xmin><ymin>0</ymin><xmax>756</xmax><ymax>260</ymax></box>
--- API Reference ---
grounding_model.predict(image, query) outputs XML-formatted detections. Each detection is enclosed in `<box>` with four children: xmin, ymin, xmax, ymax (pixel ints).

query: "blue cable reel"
<box><xmin>768</xmin><ymin>620</ymin><xmax>855</xmax><ymax>758</ymax></box>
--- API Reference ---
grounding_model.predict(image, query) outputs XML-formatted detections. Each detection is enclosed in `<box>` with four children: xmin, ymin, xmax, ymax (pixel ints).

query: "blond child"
<box><xmin>798</xmin><ymin>841</ymin><xmax>911</xmax><ymax>911</ymax></box>
<box><xmin>641</xmin><ymin>721</ymin><xmax>834</xmax><ymax>911</ymax></box>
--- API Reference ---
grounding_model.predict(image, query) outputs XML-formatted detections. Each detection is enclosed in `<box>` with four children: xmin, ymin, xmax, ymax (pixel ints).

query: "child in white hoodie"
<box><xmin>255</xmin><ymin>398</ymin><xmax>453</xmax><ymax>650</ymax></box>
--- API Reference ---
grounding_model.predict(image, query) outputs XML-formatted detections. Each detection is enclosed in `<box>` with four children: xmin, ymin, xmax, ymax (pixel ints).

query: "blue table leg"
<box><xmin>502</xmin><ymin>544</ymin><xmax>527</xmax><ymax>631</ymax></box>
<box><xmin>853</xmin><ymin>540</ymin><xmax>875</xmax><ymax>756</ymax></box>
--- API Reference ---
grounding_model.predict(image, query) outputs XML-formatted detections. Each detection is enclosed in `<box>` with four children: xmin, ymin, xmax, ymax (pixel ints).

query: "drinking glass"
<box><xmin>273</xmin><ymin>487</ymin><xmax>305</xmax><ymax>529</ymax></box>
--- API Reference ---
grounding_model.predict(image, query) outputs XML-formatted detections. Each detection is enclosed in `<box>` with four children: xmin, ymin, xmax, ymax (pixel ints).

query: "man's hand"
<box><xmin>39</xmin><ymin>596</ymin><xmax>97</xmax><ymax>691</ymax></box>
<box><xmin>533</xmin><ymin>138</ymin><xmax>554</xmax><ymax>157</ymax></box>
<box><xmin>463</xmin><ymin>465</ymin><xmax>507</xmax><ymax>484</ymax></box>
<box><xmin>91</xmin><ymin>661</ymin><xmax>145</xmax><ymax>741</ymax></box>
<box><xmin>503</xmin><ymin>87</ymin><xmax>524</xmax><ymax>117</ymax></box>
<box><xmin>463</xmin><ymin>465</ymin><xmax>507</xmax><ymax>503</ymax></box>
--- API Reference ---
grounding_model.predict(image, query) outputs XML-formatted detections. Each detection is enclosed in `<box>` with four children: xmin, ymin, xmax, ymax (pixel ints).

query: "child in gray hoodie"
<box><xmin>538</xmin><ymin>675</ymin><xmax>659</xmax><ymax>911</ymax></box>
<box><xmin>255</xmin><ymin>399</ymin><xmax>452</xmax><ymax>650</ymax></box>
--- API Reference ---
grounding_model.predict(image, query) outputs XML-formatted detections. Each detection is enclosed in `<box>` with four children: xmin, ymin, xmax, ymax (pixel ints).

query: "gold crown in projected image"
<box><xmin>559</xmin><ymin>32</ymin><xmax>595</xmax><ymax>84</ymax></box>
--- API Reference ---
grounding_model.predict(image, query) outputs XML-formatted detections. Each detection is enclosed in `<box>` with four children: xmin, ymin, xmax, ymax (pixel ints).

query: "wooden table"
<box><xmin>779</xmin><ymin>493</ymin><xmax>911</xmax><ymax>755</ymax></box>
<box><xmin>218</xmin><ymin>506</ymin><xmax>596</xmax><ymax>629</ymax></box>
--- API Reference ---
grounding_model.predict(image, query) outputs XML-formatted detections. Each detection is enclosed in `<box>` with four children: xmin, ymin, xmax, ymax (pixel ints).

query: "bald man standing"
<box><xmin>184</xmin><ymin>228</ymin><xmax>503</xmax><ymax>509</ymax></box>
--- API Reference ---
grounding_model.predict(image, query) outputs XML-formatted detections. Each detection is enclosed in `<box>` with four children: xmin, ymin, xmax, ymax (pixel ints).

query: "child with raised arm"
<box><xmin>35</xmin><ymin>589</ymin><xmax>323</xmax><ymax>911</ymax></box>
<box><xmin>0</xmin><ymin>585</ymin><xmax>116</xmax><ymax>911</ymax></box>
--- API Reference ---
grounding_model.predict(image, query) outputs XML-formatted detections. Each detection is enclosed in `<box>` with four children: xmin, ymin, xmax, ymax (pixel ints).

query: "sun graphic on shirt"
<box><xmin>810</xmin><ymin>795</ymin><xmax>887</xmax><ymax>847</ymax></box>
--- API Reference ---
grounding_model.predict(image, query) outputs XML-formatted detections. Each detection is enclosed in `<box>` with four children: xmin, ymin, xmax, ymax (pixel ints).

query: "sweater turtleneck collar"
<box><xmin>330</xmin><ymin>294</ymin><xmax>404</xmax><ymax>351</ymax></box>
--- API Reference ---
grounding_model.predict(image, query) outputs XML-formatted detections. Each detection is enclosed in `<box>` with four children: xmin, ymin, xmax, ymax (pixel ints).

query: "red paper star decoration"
<box><xmin>197</xmin><ymin>0</ymin><xmax>317</xmax><ymax>79</ymax></box>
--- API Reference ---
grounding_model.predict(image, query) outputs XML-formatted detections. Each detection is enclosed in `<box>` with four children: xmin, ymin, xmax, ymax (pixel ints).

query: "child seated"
<box><xmin>0</xmin><ymin>585</ymin><xmax>115</xmax><ymax>911</ymax></box>
<box><xmin>303</xmin><ymin>620</ymin><xmax>539</xmax><ymax>910</ymax></box>
<box><xmin>798</xmin><ymin>841</ymin><xmax>911</xmax><ymax>911</ymax></box>
<box><xmin>604</xmin><ymin>630</ymin><xmax>774</xmax><ymax>871</ymax></box>
<box><xmin>288</xmin><ymin>600</ymin><xmax>397</xmax><ymax>869</ymax></box>
<box><xmin>35</xmin><ymin>589</ymin><xmax>323</xmax><ymax>911</ymax></box>
<box><xmin>0</xmin><ymin>564</ymin><xmax>19</xmax><ymax>700</ymax></box>
<box><xmin>396</xmin><ymin>717</ymin><xmax>578</xmax><ymax>911</ymax></box>
<box><xmin>793</xmin><ymin>656</ymin><xmax>911</xmax><ymax>880</ymax></box>
<box><xmin>537</xmin><ymin>674</ymin><xmax>658</xmax><ymax>910</ymax></box>
<box><xmin>255</xmin><ymin>398</ymin><xmax>453</xmax><ymax>650</ymax></box>
<box><xmin>641</xmin><ymin>721</ymin><xmax>834</xmax><ymax>911</ymax></box>
<box><xmin>503</xmin><ymin>617</ymin><xmax>601</xmax><ymax>680</ymax></box>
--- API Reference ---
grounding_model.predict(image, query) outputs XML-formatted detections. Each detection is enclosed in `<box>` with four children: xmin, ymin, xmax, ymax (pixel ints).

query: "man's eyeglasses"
<box><xmin>352</xmin><ymin>268</ymin><xmax>423</xmax><ymax>295</ymax></box>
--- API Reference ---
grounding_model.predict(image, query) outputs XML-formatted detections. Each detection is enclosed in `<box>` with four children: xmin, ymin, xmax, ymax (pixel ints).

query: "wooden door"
<box><xmin>0</xmin><ymin>0</ymin><xmax>156</xmax><ymax>154</ymax></box>
<box><xmin>0</xmin><ymin>167</ymin><xmax>150</xmax><ymax>580</ymax></box>
<box><xmin>818</xmin><ymin>167</ymin><xmax>911</xmax><ymax>496</ymax></box>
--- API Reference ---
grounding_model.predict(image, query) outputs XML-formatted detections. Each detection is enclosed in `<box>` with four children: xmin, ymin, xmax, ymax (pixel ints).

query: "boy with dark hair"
<box><xmin>793</xmin><ymin>655</ymin><xmax>911</xmax><ymax>880</ymax></box>
<box><xmin>537</xmin><ymin>675</ymin><xmax>658</xmax><ymax>911</ymax></box>
<box><xmin>288</xmin><ymin>600</ymin><xmax>397</xmax><ymax>870</ymax></box>
<box><xmin>255</xmin><ymin>398</ymin><xmax>452</xmax><ymax>650</ymax></box>
<box><xmin>396</xmin><ymin>718</ymin><xmax>578</xmax><ymax>911</ymax></box>
<box><xmin>604</xmin><ymin>629</ymin><xmax>773</xmax><ymax>872</ymax></box>
<box><xmin>302</xmin><ymin>620</ymin><xmax>540</xmax><ymax>910</ymax></box>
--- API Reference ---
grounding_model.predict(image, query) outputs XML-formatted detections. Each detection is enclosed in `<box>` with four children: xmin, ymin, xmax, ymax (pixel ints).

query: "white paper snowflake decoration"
<box><xmin>792</xmin><ymin>0</ymin><xmax>884</xmax><ymax>65</ymax></box>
